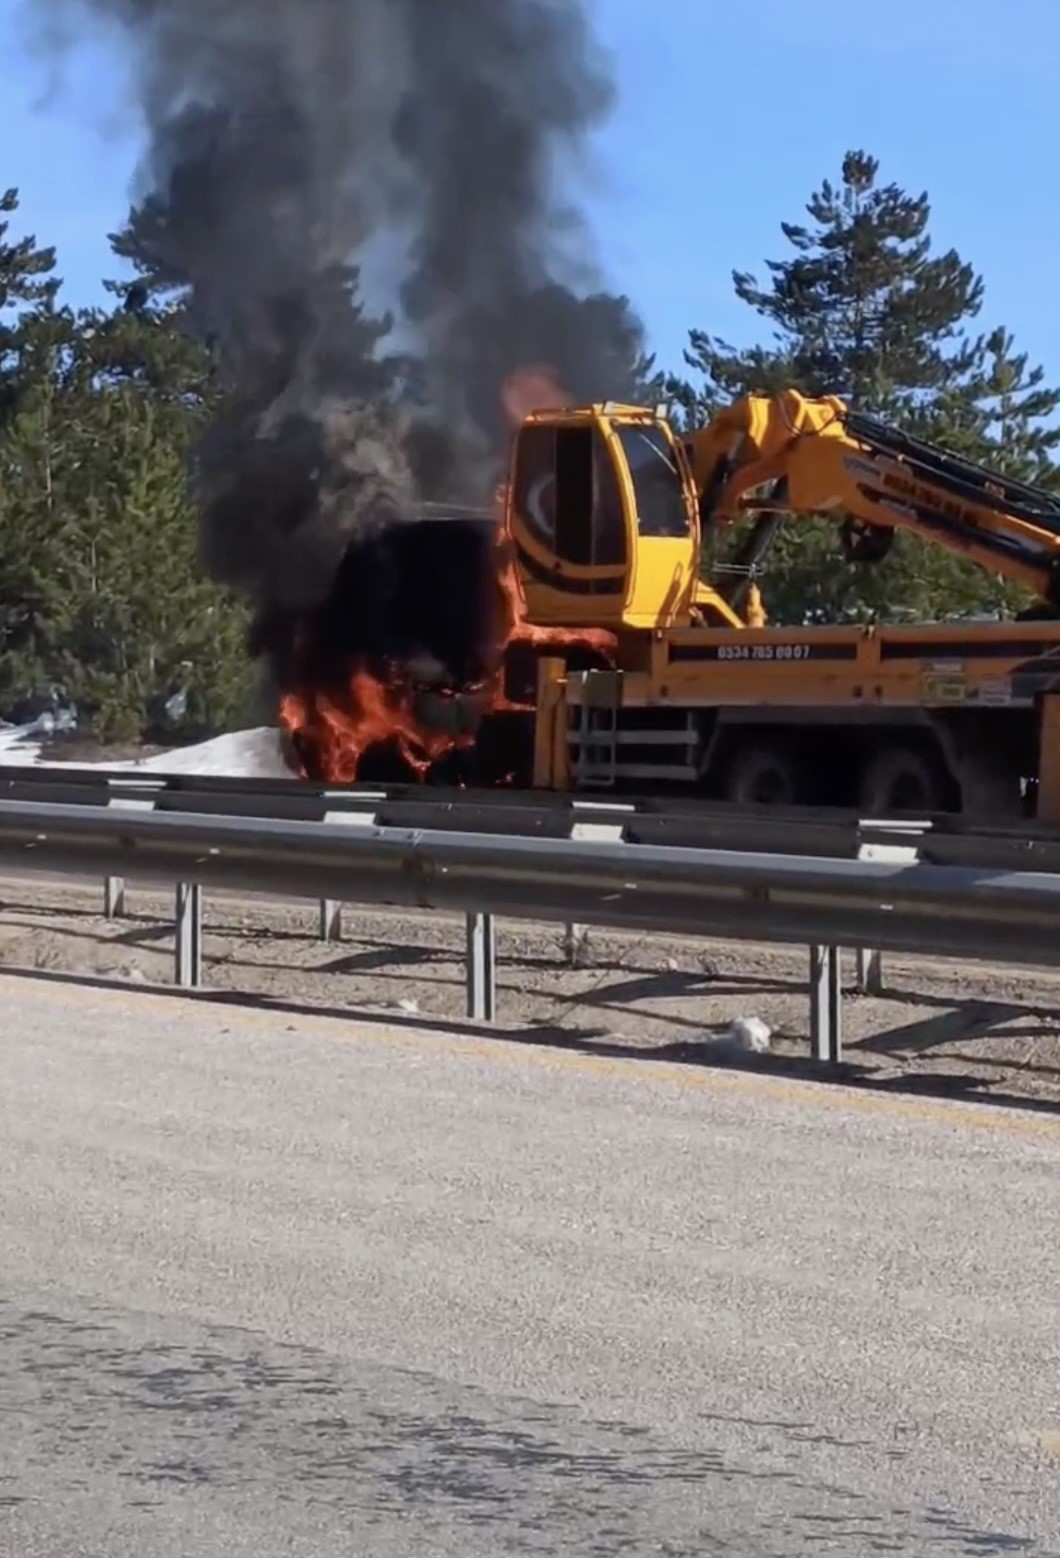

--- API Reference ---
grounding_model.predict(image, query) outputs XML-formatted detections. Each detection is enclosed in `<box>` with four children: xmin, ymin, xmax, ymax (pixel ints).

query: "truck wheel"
<box><xmin>858</xmin><ymin>743</ymin><xmax>954</xmax><ymax>816</ymax></box>
<box><xmin>723</xmin><ymin>740</ymin><xmax>805</xmax><ymax>806</ymax></box>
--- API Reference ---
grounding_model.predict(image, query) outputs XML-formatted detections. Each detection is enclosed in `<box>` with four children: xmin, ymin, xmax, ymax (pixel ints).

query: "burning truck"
<box><xmin>200</xmin><ymin>369</ymin><xmax>614</xmax><ymax>787</ymax></box>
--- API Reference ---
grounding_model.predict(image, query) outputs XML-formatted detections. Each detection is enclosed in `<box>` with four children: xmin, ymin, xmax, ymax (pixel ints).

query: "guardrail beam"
<box><xmin>2</xmin><ymin>801</ymin><xmax>1060</xmax><ymax>1005</ymax></box>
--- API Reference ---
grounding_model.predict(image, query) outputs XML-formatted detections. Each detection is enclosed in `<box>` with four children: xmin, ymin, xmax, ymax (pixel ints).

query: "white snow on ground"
<box><xmin>129</xmin><ymin>728</ymin><xmax>296</xmax><ymax>778</ymax></box>
<box><xmin>0</xmin><ymin>724</ymin><xmax>297</xmax><ymax>779</ymax></box>
<box><xmin>0</xmin><ymin>728</ymin><xmax>45</xmax><ymax>765</ymax></box>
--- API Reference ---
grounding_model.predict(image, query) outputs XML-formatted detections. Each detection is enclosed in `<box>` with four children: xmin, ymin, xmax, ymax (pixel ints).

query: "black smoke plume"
<box><xmin>21</xmin><ymin>0</ymin><xmax>648</xmax><ymax>765</ymax></box>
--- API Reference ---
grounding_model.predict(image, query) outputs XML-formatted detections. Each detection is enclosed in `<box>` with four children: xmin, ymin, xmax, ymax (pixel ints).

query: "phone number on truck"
<box><xmin>715</xmin><ymin>643</ymin><xmax>813</xmax><ymax>661</ymax></box>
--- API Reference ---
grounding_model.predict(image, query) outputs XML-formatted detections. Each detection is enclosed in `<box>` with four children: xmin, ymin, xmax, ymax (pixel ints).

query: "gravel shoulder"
<box><xmin>1</xmin><ymin>873</ymin><xmax>1059</xmax><ymax>1111</ymax></box>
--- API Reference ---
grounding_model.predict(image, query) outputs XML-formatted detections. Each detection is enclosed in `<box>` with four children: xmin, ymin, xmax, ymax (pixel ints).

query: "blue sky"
<box><xmin>1</xmin><ymin>0</ymin><xmax>1057</xmax><ymax>387</ymax></box>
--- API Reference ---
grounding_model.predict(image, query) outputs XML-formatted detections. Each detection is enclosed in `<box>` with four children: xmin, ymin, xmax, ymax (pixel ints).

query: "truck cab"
<box><xmin>504</xmin><ymin>403</ymin><xmax>742</xmax><ymax>634</ymax></box>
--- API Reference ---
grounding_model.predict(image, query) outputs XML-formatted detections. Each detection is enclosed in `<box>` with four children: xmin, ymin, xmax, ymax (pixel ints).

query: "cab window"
<box><xmin>512</xmin><ymin>423</ymin><xmax>626</xmax><ymax>568</ymax></box>
<box><xmin>615</xmin><ymin>424</ymin><xmax>691</xmax><ymax>537</ymax></box>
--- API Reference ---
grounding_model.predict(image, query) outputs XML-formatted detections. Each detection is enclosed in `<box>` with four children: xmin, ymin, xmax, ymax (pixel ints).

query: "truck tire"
<box><xmin>858</xmin><ymin>743</ymin><xmax>954</xmax><ymax>816</ymax></box>
<box><xmin>723</xmin><ymin>739</ymin><xmax>806</xmax><ymax>806</ymax></box>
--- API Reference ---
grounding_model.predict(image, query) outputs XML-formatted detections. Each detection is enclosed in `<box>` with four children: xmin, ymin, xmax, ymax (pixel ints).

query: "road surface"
<box><xmin>1</xmin><ymin>972</ymin><xmax>1059</xmax><ymax>1556</ymax></box>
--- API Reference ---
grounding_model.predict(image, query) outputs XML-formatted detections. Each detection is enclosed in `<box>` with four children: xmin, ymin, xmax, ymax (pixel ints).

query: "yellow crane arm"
<box><xmin>685</xmin><ymin>389</ymin><xmax>1060</xmax><ymax>607</ymax></box>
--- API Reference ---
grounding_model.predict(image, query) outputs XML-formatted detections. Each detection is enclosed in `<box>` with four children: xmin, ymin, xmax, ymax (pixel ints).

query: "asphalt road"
<box><xmin>3</xmin><ymin>975</ymin><xmax>1060</xmax><ymax>1556</ymax></box>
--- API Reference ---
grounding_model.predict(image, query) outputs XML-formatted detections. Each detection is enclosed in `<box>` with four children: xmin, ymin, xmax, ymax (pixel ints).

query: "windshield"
<box><xmin>615</xmin><ymin>424</ymin><xmax>691</xmax><ymax>538</ymax></box>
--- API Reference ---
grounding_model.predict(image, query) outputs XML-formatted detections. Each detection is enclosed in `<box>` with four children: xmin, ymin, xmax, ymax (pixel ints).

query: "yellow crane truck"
<box><xmin>499</xmin><ymin>389</ymin><xmax>1060</xmax><ymax>819</ymax></box>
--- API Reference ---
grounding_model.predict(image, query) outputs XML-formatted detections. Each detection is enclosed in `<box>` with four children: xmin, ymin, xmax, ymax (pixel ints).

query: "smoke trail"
<box><xmin>20</xmin><ymin>0</ymin><xmax>646</xmax><ymax>754</ymax></box>
<box><xmin>388</xmin><ymin>0</ymin><xmax>645</xmax><ymax>483</ymax></box>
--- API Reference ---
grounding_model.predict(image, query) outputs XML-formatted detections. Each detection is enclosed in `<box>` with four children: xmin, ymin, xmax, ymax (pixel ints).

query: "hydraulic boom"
<box><xmin>688</xmin><ymin>389</ymin><xmax>1060</xmax><ymax>612</ymax></box>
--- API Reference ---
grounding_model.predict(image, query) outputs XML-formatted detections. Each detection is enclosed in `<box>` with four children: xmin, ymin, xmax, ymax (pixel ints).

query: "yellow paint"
<box><xmin>7</xmin><ymin>970</ymin><xmax>1060</xmax><ymax>1145</ymax></box>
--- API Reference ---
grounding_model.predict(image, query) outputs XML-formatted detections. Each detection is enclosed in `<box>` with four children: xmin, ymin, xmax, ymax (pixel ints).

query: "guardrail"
<box><xmin>2</xmin><ymin>763</ymin><xmax>1057</xmax><ymax>1003</ymax></box>
<box><xmin>1</xmin><ymin>762</ymin><xmax>1057</xmax><ymax>864</ymax></box>
<box><xmin>0</xmin><ymin>792</ymin><xmax>1059</xmax><ymax>1068</ymax></box>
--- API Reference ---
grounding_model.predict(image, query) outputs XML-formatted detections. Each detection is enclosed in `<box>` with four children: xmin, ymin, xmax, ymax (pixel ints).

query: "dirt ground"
<box><xmin>2</xmin><ymin>873</ymin><xmax>1060</xmax><ymax>1113</ymax></box>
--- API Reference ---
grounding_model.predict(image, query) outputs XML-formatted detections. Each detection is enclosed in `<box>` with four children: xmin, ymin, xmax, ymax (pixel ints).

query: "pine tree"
<box><xmin>0</xmin><ymin>192</ymin><xmax>259</xmax><ymax>740</ymax></box>
<box><xmin>0</xmin><ymin>188</ymin><xmax>60</xmax><ymax>427</ymax></box>
<box><xmin>675</xmin><ymin>150</ymin><xmax>984</xmax><ymax>417</ymax></box>
<box><xmin>926</xmin><ymin>326</ymin><xmax>1060</xmax><ymax>481</ymax></box>
<box><xmin>0</xmin><ymin>188</ymin><xmax>56</xmax><ymax>308</ymax></box>
<box><xmin>0</xmin><ymin>284</ymin><xmax>86</xmax><ymax>707</ymax></box>
<box><xmin>54</xmin><ymin>384</ymin><xmax>255</xmax><ymax>740</ymax></box>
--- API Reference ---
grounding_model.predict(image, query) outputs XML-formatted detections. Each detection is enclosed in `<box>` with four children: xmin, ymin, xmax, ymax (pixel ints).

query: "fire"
<box><xmin>494</xmin><ymin>366</ymin><xmax>616</xmax><ymax>667</ymax></box>
<box><xmin>492</xmin><ymin>508</ymin><xmax>616</xmax><ymax>671</ymax></box>
<box><xmin>280</xmin><ymin>670</ymin><xmax>475</xmax><ymax>785</ymax></box>
<box><xmin>500</xmin><ymin>364</ymin><xmax>572</xmax><ymax>425</ymax></box>
<box><xmin>280</xmin><ymin>363</ymin><xmax>617</xmax><ymax>785</ymax></box>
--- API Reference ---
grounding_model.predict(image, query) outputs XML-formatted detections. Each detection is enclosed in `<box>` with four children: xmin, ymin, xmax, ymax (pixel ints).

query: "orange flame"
<box><xmin>281</xmin><ymin>670</ymin><xmax>476</xmax><ymax>784</ymax></box>
<box><xmin>500</xmin><ymin>364</ymin><xmax>572</xmax><ymax>425</ymax></box>
<box><xmin>491</xmin><ymin>498</ymin><xmax>616</xmax><ymax>689</ymax></box>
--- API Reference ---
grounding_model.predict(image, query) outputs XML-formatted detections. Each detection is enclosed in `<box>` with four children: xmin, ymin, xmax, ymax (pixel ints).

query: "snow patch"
<box><xmin>0</xmin><ymin>727</ymin><xmax>46</xmax><ymax>765</ymax></box>
<box><xmin>128</xmin><ymin>728</ymin><xmax>297</xmax><ymax>779</ymax></box>
<box><xmin>0</xmin><ymin>725</ymin><xmax>298</xmax><ymax>779</ymax></box>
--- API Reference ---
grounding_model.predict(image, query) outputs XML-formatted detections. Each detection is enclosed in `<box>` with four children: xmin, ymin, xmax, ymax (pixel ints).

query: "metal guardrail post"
<box><xmin>175</xmin><ymin>882</ymin><xmax>203</xmax><ymax>989</ymax></box>
<box><xmin>810</xmin><ymin>944</ymin><xmax>842</xmax><ymax>1066</ymax></box>
<box><xmin>319</xmin><ymin>898</ymin><xmax>343</xmax><ymax>942</ymax></box>
<box><xmin>846</xmin><ymin>820</ymin><xmax>921</xmax><ymax>1000</ymax></box>
<box><xmin>855</xmin><ymin>945</ymin><xmax>883</xmax><ymax>995</ymax></box>
<box><xmin>562</xmin><ymin>922</ymin><xmax>589</xmax><ymax>965</ymax></box>
<box><xmin>103</xmin><ymin>875</ymin><xmax>126</xmax><ymax>919</ymax></box>
<box><xmin>466</xmin><ymin>912</ymin><xmax>496</xmax><ymax>1022</ymax></box>
<box><xmin>560</xmin><ymin>816</ymin><xmax>625</xmax><ymax>969</ymax></box>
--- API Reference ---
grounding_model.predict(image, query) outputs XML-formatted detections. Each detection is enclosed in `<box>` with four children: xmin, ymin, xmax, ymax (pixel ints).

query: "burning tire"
<box><xmin>411</xmin><ymin>687</ymin><xmax>487</xmax><ymax>739</ymax></box>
